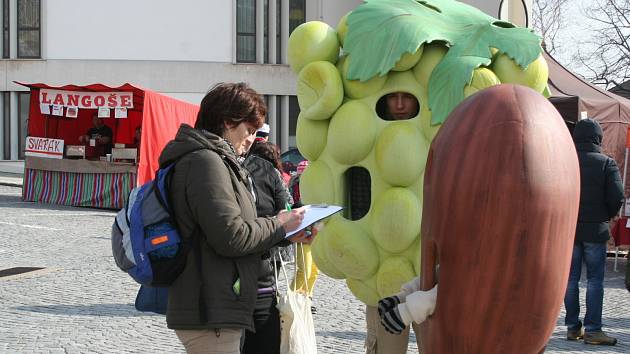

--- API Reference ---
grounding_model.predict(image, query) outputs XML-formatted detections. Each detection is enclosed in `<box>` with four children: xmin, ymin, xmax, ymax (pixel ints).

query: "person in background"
<box><xmin>248</xmin><ymin>140</ymin><xmax>294</xmax><ymax>266</ymax></box>
<box><xmin>564</xmin><ymin>118</ymin><xmax>624</xmax><ymax>346</ymax></box>
<box><xmin>159</xmin><ymin>82</ymin><xmax>311</xmax><ymax>354</ymax></box>
<box><xmin>133</xmin><ymin>126</ymin><xmax>142</xmax><ymax>148</ymax></box>
<box><xmin>131</xmin><ymin>126</ymin><xmax>142</xmax><ymax>161</ymax></box>
<box><xmin>79</xmin><ymin>114</ymin><xmax>113</xmax><ymax>157</ymax></box>
<box><xmin>289</xmin><ymin>160</ymin><xmax>320</xmax><ymax>314</ymax></box>
<box><xmin>255</xmin><ymin>123</ymin><xmax>270</xmax><ymax>142</ymax></box>
<box><xmin>242</xmin><ymin>139</ymin><xmax>296</xmax><ymax>354</ymax></box>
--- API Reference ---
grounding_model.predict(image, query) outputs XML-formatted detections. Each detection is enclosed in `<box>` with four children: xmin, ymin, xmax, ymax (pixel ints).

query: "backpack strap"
<box><xmin>154</xmin><ymin>147</ymin><xmax>208</xmax><ymax>215</ymax></box>
<box><xmin>153</xmin><ymin>164</ymin><xmax>177</xmax><ymax>215</ymax></box>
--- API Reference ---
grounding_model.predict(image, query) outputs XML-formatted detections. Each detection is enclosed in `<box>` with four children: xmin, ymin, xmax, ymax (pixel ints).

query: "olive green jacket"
<box><xmin>159</xmin><ymin>124</ymin><xmax>286</xmax><ymax>331</ymax></box>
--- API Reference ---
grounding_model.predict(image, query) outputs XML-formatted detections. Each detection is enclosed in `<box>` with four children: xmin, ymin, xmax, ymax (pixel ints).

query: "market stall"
<box><xmin>545</xmin><ymin>51</ymin><xmax>630</xmax><ymax>262</ymax></box>
<box><xmin>545</xmin><ymin>49</ymin><xmax>630</xmax><ymax>179</ymax></box>
<box><xmin>18</xmin><ymin>82</ymin><xmax>199</xmax><ymax>209</ymax></box>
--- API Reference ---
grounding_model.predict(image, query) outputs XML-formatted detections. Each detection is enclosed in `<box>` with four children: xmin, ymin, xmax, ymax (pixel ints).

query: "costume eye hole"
<box><xmin>343</xmin><ymin>166</ymin><xmax>371</xmax><ymax>221</ymax></box>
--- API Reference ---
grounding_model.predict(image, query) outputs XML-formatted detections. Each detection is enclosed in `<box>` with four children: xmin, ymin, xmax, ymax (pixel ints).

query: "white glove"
<box><xmin>397</xmin><ymin>285</ymin><xmax>438</xmax><ymax>326</ymax></box>
<box><xmin>396</xmin><ymin>276</ymin><xmax>422</xmax><ymax>301</ymax></box>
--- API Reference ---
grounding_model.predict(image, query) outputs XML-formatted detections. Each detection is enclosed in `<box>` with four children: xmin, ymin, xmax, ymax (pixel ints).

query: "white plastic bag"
<box><xmin>274</xmin><ymin>244</ymin><xmax>318</xmax><ymax>354</ymax></box>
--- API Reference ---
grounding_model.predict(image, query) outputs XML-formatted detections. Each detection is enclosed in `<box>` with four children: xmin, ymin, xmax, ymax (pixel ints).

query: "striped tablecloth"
<box><xmin>22</xmin><ymin>157</ymin><xmax>137</xmax><ymax>209</ymax></box>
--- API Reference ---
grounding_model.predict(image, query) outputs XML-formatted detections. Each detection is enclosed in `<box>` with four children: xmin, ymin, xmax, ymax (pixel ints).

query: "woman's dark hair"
<box><xmin>195</xmin><ymin>82</ymin><xmax>266</xmax><ymax>136</ymax></box>
<box><xmin>249</xmin><ymin>140</ymin><xmax>284</xmax><ymax>172</ymax></box>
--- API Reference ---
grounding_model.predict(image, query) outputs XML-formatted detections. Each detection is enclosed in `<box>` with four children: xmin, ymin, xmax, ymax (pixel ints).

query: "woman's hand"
<box><xmin>287</xmin><ymin>226</ymin><xmax>318</xmax><ymax>244</ymax></box>
<box><xmin>277</xmin><ymin>207</ymin><xmax>306</xmax><ymax>233</ymax></box>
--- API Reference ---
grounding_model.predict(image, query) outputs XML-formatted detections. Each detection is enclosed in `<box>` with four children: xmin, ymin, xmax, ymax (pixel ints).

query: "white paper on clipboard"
<box><xmin>285</xmin><ymin>204</ymin><xmax>343</xmax><ymax>238</ymax></box>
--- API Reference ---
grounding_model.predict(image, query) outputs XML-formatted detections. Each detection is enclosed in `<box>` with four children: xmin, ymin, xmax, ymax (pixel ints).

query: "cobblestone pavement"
<box><xmin>1</xmin><ymin>184</ymin><xmax>629</xmax><ymax>353</ymax></box>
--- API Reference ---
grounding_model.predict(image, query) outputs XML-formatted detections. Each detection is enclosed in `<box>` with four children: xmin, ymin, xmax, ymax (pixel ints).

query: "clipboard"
<box><xmin>285</xmin><ymin>204</ymin><xmax>343</xmax><ymax>238</ymax></box>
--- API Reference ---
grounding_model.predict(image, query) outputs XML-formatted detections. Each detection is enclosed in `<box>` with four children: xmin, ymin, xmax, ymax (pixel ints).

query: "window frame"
<box><xmin>289</xmin><ymin>0</ymin><xmax>305</xmax><ymax>34</ymax></box>
<box><xmin>18</xmin><ymin>91</ymin><xmax>29</xmax><ymax>159</ymax></box>
<box><xmin>17</xmin><ymin>0</ymin><xmax>41</xmax><ymax>59</ymax></box>
<box><xmin>2</xmin><ymin>0</ymin><xmax>9</xmax><ymax>59</ymax></box>
<box><xmin>2</xmin><ymin>92</ymin><xmax>9</xmax><ymax>159</ymax></box>
<box><xmin>236</xmin><ymin>0</ymin><xmax>257</xmax><ymax>63</ymax></box>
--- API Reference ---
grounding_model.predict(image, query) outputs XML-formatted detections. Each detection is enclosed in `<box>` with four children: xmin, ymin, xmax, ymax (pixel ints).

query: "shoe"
<box><xmin>567</xmin><ymin>322</ymin><xmax>583</xmax><ymax>341</ymax></box>
<box><xmin>567</xmin><ymin>326</ymin><xmax>584</xmax><ymax>341</ymax></box>
<box><xmin>584</xmin><ymin>331</ymin><xmax>617</xmax><ymax>346</ymax></box>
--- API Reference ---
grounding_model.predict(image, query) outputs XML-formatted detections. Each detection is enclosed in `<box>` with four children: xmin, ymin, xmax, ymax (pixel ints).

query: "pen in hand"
<box><xmin>287</xmin><ymin>202</ymin><xmax>311</xmax><ymax>236</ymax></box>
<box><xmin>277</xmin><ymin>205</ymin><xmax>304</xmax><ymax>233</ymax></box>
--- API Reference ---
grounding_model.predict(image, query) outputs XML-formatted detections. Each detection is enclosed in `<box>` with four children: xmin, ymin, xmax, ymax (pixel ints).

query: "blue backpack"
<box><xmin>111</xmin><ymin>163</ymin><xmax>188</xmax><ymax>287</ymax></box>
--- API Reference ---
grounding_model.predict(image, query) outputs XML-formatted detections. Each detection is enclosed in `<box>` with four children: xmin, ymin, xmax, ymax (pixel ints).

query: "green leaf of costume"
<box><xmin>344</xmin><ymin>0</ymin><xmax>543</xmax><ymax>124</ymax></box>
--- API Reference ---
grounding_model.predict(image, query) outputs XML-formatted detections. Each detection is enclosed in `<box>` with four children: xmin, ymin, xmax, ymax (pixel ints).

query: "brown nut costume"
<box><xmin>419</xmin><ymin>84</ymin><xmax>580</xmax><ymax>354</ymax></box>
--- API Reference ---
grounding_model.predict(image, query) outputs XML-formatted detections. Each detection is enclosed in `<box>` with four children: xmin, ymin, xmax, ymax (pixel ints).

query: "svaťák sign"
<box><xmin>25</xmin><ymin>136</ymin><xmax>64</xmax><ymax>159</ymax></box>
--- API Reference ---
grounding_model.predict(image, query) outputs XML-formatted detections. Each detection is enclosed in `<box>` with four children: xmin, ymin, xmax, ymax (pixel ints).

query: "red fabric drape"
<box><xmin>137</xmin><ymin>90</ymin><xmax>199</xmax><ymax>184</ymax></box>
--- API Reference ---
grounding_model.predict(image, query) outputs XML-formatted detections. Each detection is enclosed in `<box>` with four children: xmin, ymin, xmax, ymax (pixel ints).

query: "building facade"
<box><xmin>0</xmin><ymin>0</ymin><xmax>529</xmax><ymax>161</ymax></box>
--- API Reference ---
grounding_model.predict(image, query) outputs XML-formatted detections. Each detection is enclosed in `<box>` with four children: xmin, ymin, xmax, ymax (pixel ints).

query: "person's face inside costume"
<box><xmin>223</xmin><ymin>121</ymin><xmax>257</xmax><ymax>156</ymax></box>
<box><xmin>385</xmin><ymin>92</ymin><xmax>419</xmax><ymax>120</ymax></box>
<box><xmin>92</xmin><ymin>115</ymin><xmax>103</xmax><ymax>128</ymax></box>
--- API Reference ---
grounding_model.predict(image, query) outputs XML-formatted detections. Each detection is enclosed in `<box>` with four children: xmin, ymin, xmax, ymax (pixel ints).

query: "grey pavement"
<box><xmin>0</xmin><ymin>173</ymin><xmax>23</xmax><ymax>187</ymax></box>
<box><xmin>0</xmin><ymin>160</ymin><xmax>24</xmax><ymax>175</ymax></box>
<box><xmin>1</xmin><ymin>183</ymin><xmax>630</xmax><ymax>353</ymax></box>
<box><xmin>0</xmin><ymin>160</ymin><xmax>24</xmax><ymax>187</ymax></box>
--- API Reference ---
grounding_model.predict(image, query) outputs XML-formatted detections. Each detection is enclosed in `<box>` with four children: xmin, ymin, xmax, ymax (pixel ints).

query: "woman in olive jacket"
<box><xmin>159</xmin><ymin>82</ymin><xmax>307</xmax><ymax>354</ymax></box>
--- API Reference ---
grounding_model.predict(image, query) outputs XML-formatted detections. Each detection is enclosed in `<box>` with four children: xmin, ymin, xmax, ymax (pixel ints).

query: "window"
<box><xmin>237</xmin><ymin>0</ymin><xmax>305</xmax><ymax>64</ymax></box>
<box><xmin>2</xmin><ymin>92</ymin><xmax>9</xmax><ymax>159</ymax></box>
<box><xmin>17</xmin><ymin>0</ymin><xmax>40</xmax><ymax>58</ymax></box>
<box><xmin>236</xmin><ymin>0</ymin><xmax>256</xmax><ymax>63</ymax></box>
<box><xmin>2</xmin><ymin>0</ymin><xmax>9</xmax><ymax>58</ymax></box>
<box><xmin>289</xmin><ymin>0</ymin><xmax>305</xmax><ymax>34</ymax></box>
<box><xmin>18</xmin><ymin>92</ymin><xmax>29</xmax><ymax>158</ymax></box>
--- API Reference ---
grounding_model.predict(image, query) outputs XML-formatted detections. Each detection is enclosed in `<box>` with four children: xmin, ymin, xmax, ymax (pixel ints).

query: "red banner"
<box><xmin>40</xmin><ymin>89</ymin><xmax>134</xmax><ymax>109</ymax></box>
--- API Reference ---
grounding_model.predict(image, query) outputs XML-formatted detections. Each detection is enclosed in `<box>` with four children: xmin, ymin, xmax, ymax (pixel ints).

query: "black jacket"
<box><xmin>573</xmin><ymin>118</ymin><xmax>624</xmax><ymax>243</ymax></box>
<box><xmin>244</xmin><ymin>155</ymin><xmax>290</xmax><ymax>218</ymax></box>
<box><xmin>159</xmin><ymin>124</ymin><xmax>286</xmax><ymax>331</ymax></box>
<box><xmin>243</xmin><ymin>154</ymin><xmax>291</xmax><ymax>290</ymax></box>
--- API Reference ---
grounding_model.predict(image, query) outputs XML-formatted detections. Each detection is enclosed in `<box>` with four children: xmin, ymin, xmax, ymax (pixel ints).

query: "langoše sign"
<box><xmin>25</xmin><ymin>136</ymin><xmax>64</xmax><ymax>159</ymax></box>
<box><xmin>39</xmin><ymin>89</ymin><xmax>134</xmax><ymax>109</ymax></box>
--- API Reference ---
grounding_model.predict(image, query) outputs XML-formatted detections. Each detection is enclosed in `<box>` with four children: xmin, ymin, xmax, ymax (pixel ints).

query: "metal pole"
<box><xmin>616</xmin><ymin>145</ymin><xmax>629</xmax><ymax>271</ymax></box>
<box><xmin>280</xmin><ymin>0</ymin><xmax>290</xmax><ymax>152</ymax></box>
<box><xmin>623</xmin><ymin>147</ymin><xmax>628</xmax><ymax>201</ymax></box>
<box><xmin>269</xmin><ymin>0</ymin><xmax>277</xmax><ymax>64</ymax></box>
<box><xmin>280</xmin><ymin>0</ymin><xmax>289</xmax><ymax>64</ymax></box>
<box><xmin>268</xmin><ymin>95</ymin><xmax>277</xmax><ymax>144</ymax></box>
<box><xmin>256</xmin><ymin>0</ymin><xmax>264</xmax><ymax>64</ymax></box>
<box><xmin>280</xmin><ymin>95</ymin><xmax>289</xmax><ymax>152</ymax></box>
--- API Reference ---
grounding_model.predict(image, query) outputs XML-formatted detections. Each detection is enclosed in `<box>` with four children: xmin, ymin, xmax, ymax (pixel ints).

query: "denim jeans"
<box><xmin>564</xmin><ymin>241</ymin><xmax>606</xmax><ymax>333</ymax></box>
